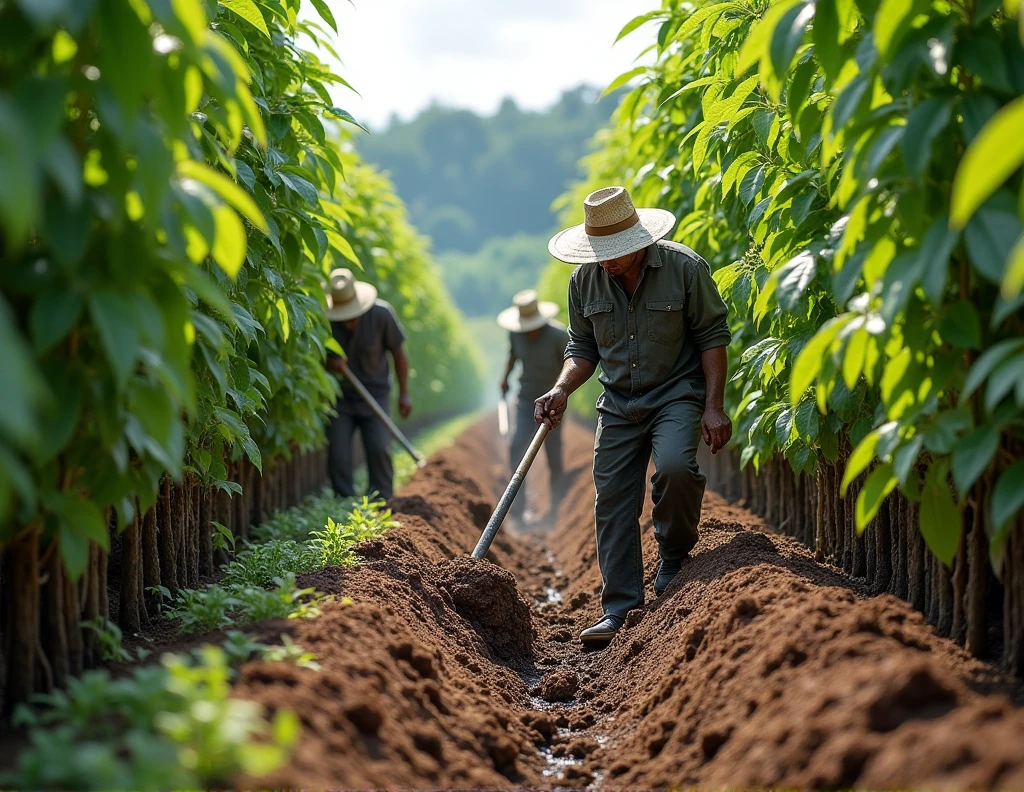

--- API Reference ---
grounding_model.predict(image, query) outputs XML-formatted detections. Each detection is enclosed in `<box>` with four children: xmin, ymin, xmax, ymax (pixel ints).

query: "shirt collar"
<box><xmin>645</xmin><ymin>242</ymin><xmax>664</xmax><ymax>268</ymax></box>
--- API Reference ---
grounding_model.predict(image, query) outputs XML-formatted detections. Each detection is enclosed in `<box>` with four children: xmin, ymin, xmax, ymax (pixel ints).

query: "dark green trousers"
<box><xmin>593</xmin><ymin>388</ymin><xmax>706</xmax><ymax>618</ymax></box>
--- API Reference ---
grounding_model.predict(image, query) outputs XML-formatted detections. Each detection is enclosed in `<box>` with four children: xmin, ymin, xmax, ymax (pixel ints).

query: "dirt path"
<box><xmin>238</xmin><ymin>418</ymin><xmax>1024</xmax><ymax>789</ymax></box>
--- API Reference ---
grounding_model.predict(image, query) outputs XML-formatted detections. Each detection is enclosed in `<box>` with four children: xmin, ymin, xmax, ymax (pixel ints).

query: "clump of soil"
<box><xmin>539</xmin><ymin>669</ymin><xmax>577</xmax><ymax>702</ymax></box>
<box><xmin>438</xmin><ymin>557</ymin><xmax>533</xmax><ymax>663</ymax></box>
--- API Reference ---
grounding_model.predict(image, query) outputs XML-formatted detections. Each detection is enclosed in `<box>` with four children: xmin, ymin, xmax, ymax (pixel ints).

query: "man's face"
<box><xmin>343</xmin><ymin>317</ymin><xmax>360</xmax><ymax>331</ymax></box>
<box><xmin>599</xmin><ymin>249</ymin><xmax>643</xmax><ymax>276</ymax></box>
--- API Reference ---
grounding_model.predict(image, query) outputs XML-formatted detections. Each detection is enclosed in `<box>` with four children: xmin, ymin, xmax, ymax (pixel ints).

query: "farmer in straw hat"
<box><xmin>536</xmin><ymin>186</ymin><xmax>732</xmax><ymax>644</ymax></box>
<box><xmin>324</xmin><ymin>268</ymin><xmax>412</xmax><ymax>501</ymax></box>
<box><xmin>497</xmin><ymin>289</ymin><xmax>569</xmax><ymax>522</ymax></box>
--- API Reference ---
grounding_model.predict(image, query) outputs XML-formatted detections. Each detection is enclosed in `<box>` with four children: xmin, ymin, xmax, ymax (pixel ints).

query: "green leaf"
<box><xmin>812</xmin><ymin>0</ymin><xmax>842</xmax><ymax>80</ymax></box>
<box><xmin>950</xmin><ymin>97</ymin><xmax>1024</xmax><ymax>229</ymax></box>
<box><xmin>308</xmin><ymin>0</ymin><xmax>338</xmax><ymax>32</ymax></box>
<box><xmin>963</xmin><ymin>338</ymin><xmax>1024</xmax><ymax>397</ymax></box>
<box><xmin>1003</xmin><ymin>233</ymin><xmax>1024</xmax><ymax>299</ymax></box>
<box><xmin>920</xmin><ymin>462</ymin><xmax>962</xmax><ymax>566</ymax></box>
<box><xmin>219</xmin><ymin>0</ymin><xmax>270</xmax><ymax>39</ymax></box>
<box><xmin>789</xmin><ymin>315</ymin><xmax>851</xmax><ymax>402</ymax></box>
<box><xmin>856</xmin><ymin>464</ymin><xmax>897</xmax><ymax>530</ymax></box>
<box><xmin>992</xmin><ymin>460</ymin><xmax>1024</xmax><ymax>543</ymax></box>
<box><xmin>964</xmin><ymin>194</ymin><xmax>1023</xmax><ymax>283</ymax></box>
<box><xmin>902</xmin><ymin>98</ymin><xmax>953</xmax><ymax>176</ymax></box>
<box><xmin>874</xmin><ymin>0</ymin><xmax>920</xmax><ymax>59</ymax></box>
<box><xmin>916</xmin><ymin>214</ymin><xmax>959</xmax><ymax>304</ymax></box>
<box><xmin>602</xmin><ymin>66</ymin><xmax>648</xmax><ymax>98</ymax></box>
<box><xmin>770</xmin><ymin>2</ymin><xmax>815</xmax><ymax>82</ymax></box>
<box><xmin>951</xmin><ymin>425</ymin><xmax>999</xmax><ymax>496</ymax></box>
<box><xmin>211</xmin><ymin>204</ymin><xmax>246</xmax><ymax>278</ymax></box>
<box><xmin>88</xmin><ymin>290</ymin><xmax>139</xmax><ymax>388</ymax></box>
<box><xmin>59</xmin><ymin>525</ymin><xmax>90</xmax><ymax>581</ymax></box>
<box><xmin>939</xmin><ymin>301</ymin><xmax>982</xmax><ymax>348</ymax></box>
<box><xmin>843</xmin><ymin>425</ymin><xmax>881</xmax><ymax>493</ymax></box>
<box><xmin>774</xmin><ymin>250</ymin><xmax>817</xmax><ymax>310</ymax></box>
<box><xmin>326</xmin><ymin>106</ymin><xmax>369</xmax><ymax>134</ymax></box>
<box><xmin>30</xmin><ymin>288</ymin><xmax>84</xmax><ymax>354</ymax></box>
<box><xmin>177</xmin><ymin>159</ymin><xmax>269</xmax><ymax>233</ymax></box>
<box><xmin>615</xmin><ymin>11</ymin><xmax>662</xmax><ymax>42</ymax></box>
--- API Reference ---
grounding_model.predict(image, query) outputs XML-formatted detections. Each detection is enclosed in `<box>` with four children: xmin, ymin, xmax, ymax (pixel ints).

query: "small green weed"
<box><xmin>221</xmin><ymin>538</ymin><xmax>319</xmax><ymax>587</ymax></box>
<box><xmin>6</xmin><ymin>646</ymin><xmax>298</xmax><ymax>790</ymax></box>
<box><xmin>309</xmin><ymin>495</ymin><xmax>395</xmax><ymax>567</ymax></box>
<box><xmin>81</xmin><ymin>619</ymin><xmax>133</xmax><ymax>664</ymax></box>
<box><xmin>171</xmin><ymin>574</ymin><xmax>326</xmax><ymax>635</ymax></box>
<box><xmin>250</xmin><ymin>490</ymin><xmax>356</xmax><ymax>544</ymax></box>
<box><xmin>261</xmin><ymin>635</ymin><xmax>321</xmax><ymax>671</ymax></box>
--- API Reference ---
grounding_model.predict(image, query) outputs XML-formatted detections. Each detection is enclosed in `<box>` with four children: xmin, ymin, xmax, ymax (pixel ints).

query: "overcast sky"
<box><xmin>318</xmin><ymin>0</ymin><xmax>658</xmax><ymax>130</ymax></box>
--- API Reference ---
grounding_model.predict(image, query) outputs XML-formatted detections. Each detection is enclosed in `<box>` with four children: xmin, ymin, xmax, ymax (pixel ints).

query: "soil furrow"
<box><xmin>238</xmin><ymin>418</ymin><xmax>1024</xmax><ymax>790</ymax></box>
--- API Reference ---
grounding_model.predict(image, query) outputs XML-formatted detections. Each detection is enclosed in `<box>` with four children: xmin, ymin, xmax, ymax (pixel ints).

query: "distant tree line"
<box><xmin>357</xmin><ymin>86</ymin><xmax>620</xmax><ymax>253</ymax></box>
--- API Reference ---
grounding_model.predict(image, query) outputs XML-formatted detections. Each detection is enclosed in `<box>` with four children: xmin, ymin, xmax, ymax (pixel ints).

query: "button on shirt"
<box><xmin>509</xmin><ymin>321</ymin><xmax>569</xmax><ymax>403</ymax></box>
<box><xmin>564</xmin><ymin>240</ymin><xmax>731</xmax><ymax>416</ymax></box>
<box><xmin>329</xmin><ymin>300</ymin><xmax>406</xmax><ymax>403</ymax></box>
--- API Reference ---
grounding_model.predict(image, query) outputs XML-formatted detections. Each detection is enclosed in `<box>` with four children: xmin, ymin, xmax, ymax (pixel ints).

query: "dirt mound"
<box><xmin>228</xmin><ymin>416</ymin><xmax>1024</xmax><ymax>790</ymax></box>
<box><xmin>539</xmin><ymin>669</ymin><xmax>578</xmax><ymax>702</ymax></box>
<box><xmin>438</xmin><ymin>557</ymin><xmax>533</xmax><ymax>663</ymax></box>
<box><xmin>542</xmin><ymin>483</ymin><xmax>1024</xmax><ymax>790</ymax></box>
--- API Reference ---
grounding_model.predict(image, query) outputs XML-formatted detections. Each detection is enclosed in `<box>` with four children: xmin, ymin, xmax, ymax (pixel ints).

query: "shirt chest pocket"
<box><xmin>647</xmin><ymin>297</ymin><xmax>684</xmax><ymax>345</ymax></box>
<box><xmin>583</xmin><ymin>300</ymin><xmax>615</xmax><ymax>347</ymax></box>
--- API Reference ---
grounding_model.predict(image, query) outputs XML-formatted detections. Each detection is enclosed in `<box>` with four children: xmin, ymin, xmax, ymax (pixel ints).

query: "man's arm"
<box><xmin>392</xmin><ymin>344</ymin><xmax>412</xmax><ymax>419</ymax></box>
<box><xmin>700</xmin><ymin>346</ymin><xmax>731</xmax><ymax>453</ymax></box>
<box><xmin>534</xmin><ymin>357</ymin><xmax>597</xmax><ymax>430</ymax></box>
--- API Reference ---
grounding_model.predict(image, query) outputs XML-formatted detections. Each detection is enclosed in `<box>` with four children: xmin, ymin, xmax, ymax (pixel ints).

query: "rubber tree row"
<box><xmin>0</xmin><ymin>449</ymin><xmax>328</xmax><ymax>714</ymax></box>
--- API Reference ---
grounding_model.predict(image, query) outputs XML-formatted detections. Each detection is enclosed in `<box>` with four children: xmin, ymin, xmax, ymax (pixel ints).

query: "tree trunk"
<box><xmin>966</xmin><ymin>478</ymin><xmax>989</xmax><ymax>657</ymax></box>
<box><xmin>142</xmin><ymin>505</ymin><xmax>161</xmax><ymax>612</ymax></box>
<box><xmin>42</xmin><ymin>542</ymin><xmax>70</xmax><ymax>691</ymax></box>
<box><xmin>5</xmin><ymin>527</ymin><xmax>40</xmax><ymax>711</ymax></box>
<box><xmin>874</xmin><ymin>499</ymin><xmax>892</xmax><ymax>594</ymax></box>
<box><xmin>907</xmin><ymin>501</ymin><xmax>925</xmax><ymax>611</ymax></box>
<box><xmin>1004</xmin><ymin>526</ymin><xmax>1024</xmax><ymax>675</ymax></box>
<box><xmin>199</xmin><ymin>484</ymin><xmax>214</xmax><ymax>577</ymax></box>
<box><xmin>82</xmin><ymin>542</ymin><xmax>101</xmax><ymax>666</ymax></box>
<box><xmin>952</xmin><ymin>525</ymin><xmax>968</xmax><ymax>645</ymax></box>
<box><xmin>157</xmin><ymin>477</ymin><xmax>178</xmax><ymax>592</ymax></box>
<box><xmin>63</xmin><ymin>564</ymin><xmax>83</xmax><ymax>677</ymax></box>
<box><xmin>937</xmin><ymin>553</ymin><xmax>954</xmax><ymax>637</ymax></box>
<box><xmin>119</xmin><ymin>511</ymin><xmax>144</xmax><ymax>633</ymax></box>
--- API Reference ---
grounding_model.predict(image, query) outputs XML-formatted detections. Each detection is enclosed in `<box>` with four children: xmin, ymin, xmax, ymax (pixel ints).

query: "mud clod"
<box><xmin>539</xmin><ymin>669</ymin><xmax>578</xmax><ymax>702</ymax></box>
<box><xmin>437</xmin><ymin>557</ymin><xmax>533</xmax><ymax>663</ymax></box>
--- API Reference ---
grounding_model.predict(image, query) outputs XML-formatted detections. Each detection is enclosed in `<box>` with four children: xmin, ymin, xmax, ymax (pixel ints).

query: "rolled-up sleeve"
<box><xmin>685</xmin><ymin>258</ymin><xmax>732</xmax><ymax>350</ymax></box>
<box><xmin>564</xmin><ymin>273</ymin><xmax>600</xmax><ymax>364</ymax></box>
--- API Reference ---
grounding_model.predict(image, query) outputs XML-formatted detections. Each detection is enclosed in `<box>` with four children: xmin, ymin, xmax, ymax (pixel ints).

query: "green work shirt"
<box><xmin>564</xmin><ymin>240</ymin><xmax>731</xmax><ymax>416</ymax></box>
<box><xmin>509</xmin><ymin>321</ymin><xmax>569</xmax><ymax>403</ymax></box>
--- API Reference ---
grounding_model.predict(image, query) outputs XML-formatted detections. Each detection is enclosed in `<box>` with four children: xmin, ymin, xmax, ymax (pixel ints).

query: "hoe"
<box><xmin>471</xmin><ymin>422</ymin><xmax>549</xmax><ymax>559</ymax></box>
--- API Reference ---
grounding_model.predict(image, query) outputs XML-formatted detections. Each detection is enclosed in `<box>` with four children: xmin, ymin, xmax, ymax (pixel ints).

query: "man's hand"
<box><xmin>534</xmin><ymin>387</ymin><xmax>568</xmax><ymax>430</ymax></box>
<box><xmin>500</xmin><ymin>378</ymin><xmax>509</xmax><ymax>395</ymax></box>
<box><xmin>398</xmin><ymin>393</ymin><xmax>413</xmax><ymax>419</ymax></box>
<box><xmin>327</xmin><ymin>356</ymin><xmax>349</xmax><ymax>376</ymax></box>
<box><xmin>701</xmin><ymin>406</ymin><xmax>732</xmax><ymax>454</ymax></box>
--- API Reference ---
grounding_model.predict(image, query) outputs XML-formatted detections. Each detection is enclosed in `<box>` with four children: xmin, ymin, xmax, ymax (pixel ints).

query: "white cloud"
<box><xmin>315</xmin><ymin>0</ymin><xmax>657</xmax><ymax>129</ymax></box>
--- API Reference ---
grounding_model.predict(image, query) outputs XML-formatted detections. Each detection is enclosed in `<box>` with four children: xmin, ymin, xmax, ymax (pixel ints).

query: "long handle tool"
<box><xmin>497</xmin><ymin>397</ymin><xmax>509</xmax><ymax>437</ymax></box>
<box><xmin>341</xmin><ymin>365</ymin><xmax>425</xmax><ymax>467</ymax></box>
<box><xmin>471</xmin><ymin>423</ymin><xmax>549</xmax><ymax>559</ymax></box>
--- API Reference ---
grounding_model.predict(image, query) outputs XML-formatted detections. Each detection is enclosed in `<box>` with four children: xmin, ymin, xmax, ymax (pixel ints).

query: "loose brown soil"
<box><xmin>234</xmin><ymin>418</ymin><xmax>1024</xmax><ymax>790</ymax></box>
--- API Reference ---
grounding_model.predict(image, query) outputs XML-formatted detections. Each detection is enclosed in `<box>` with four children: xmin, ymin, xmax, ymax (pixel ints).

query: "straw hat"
<box><xmin>548</xmin><ymin>186</ymin><xmax>676</xmax><ymax>264</ymax></box>
<box><xmin>497</xmin><ymin>289</ymin><xmax>559</xmax><ymax>332</ymax></box>
<box><xmin>326</xmin><ymin>268</ymin><xmax>377</xmax><ymax>321</ymax></box>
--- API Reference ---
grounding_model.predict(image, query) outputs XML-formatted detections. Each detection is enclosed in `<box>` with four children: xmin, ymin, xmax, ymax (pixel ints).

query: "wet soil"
<box><xmin>236</xmin><ymin>418</ymin><xmax>1024</xmax><ymax>790</ymax></box>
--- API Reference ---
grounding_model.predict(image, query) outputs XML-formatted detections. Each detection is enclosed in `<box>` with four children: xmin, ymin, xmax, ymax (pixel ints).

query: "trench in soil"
<box><xmin>232</xmin><ymin>418</ymin><xmax>1024</xmax><ymax>790</ymax></box>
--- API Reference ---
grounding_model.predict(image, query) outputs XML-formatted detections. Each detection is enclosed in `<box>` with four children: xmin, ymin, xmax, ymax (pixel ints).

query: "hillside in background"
<box><xmin>357</xmin><ymin>85</ymin><xmax>618</xmax><ymax>253</ymax></box>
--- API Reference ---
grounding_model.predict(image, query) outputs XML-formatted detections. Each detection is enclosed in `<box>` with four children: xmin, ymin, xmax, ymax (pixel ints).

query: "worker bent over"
<box><xmin>324</xmin><ymin>268</ymin><xmax>412</xmax><ymax>501</ymax></box>
<box><xmin>497</xmin><ymin>289</ymin><xmax>569</xmax><ymax>522</ymax></box>
<box><xmin>537</xmin><ymin>187</ymin><xmax>732</xmax><ymax>645</ymax></box>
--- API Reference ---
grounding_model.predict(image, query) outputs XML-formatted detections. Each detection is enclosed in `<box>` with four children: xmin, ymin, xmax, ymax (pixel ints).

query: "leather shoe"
<box><xmin>654</xmin><ymin>555</ymin><xmax>689</xmax><ymax>597</ymax></box>
<box><xmin>579</xmin><ymin>614</ymin><xmax>624</xmax><ymax>644</ymax></box>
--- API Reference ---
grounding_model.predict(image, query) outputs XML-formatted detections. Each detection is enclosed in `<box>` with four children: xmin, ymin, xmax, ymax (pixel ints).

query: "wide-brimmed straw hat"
<box><xmin>548</xmin><ymin>186</ymin><xmax>676</xmax><ymax>264</ymax></box>
<box><xmin>326</xmin><ymin>268</ymin><xmax>377</xmax><ymax>321</ymax></box>
<box><xmin>497</xmin><ymin>289</ymin><xmax>559</xmax><ymax>332</ymax></box>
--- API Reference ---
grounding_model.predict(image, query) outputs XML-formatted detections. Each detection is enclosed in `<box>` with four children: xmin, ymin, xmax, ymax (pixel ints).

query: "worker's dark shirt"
<box><xmin>329</xmin><ymin>300</ymin><xmax>405</xmax><ymax>402</ymax></box>
<box><xmin>509</xmin><ymin>321</ymin><xmax>569</xmax><ymax>403</ymax></box>
<box><xmin>564</xmin><ymin>240</ymin><xmax>731</xmax><ymax>417</ymax></box>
